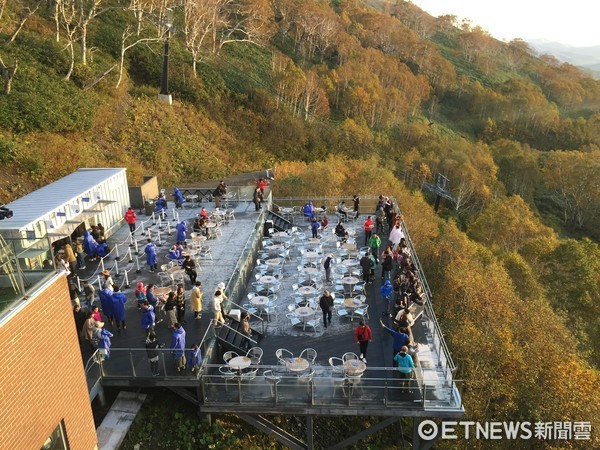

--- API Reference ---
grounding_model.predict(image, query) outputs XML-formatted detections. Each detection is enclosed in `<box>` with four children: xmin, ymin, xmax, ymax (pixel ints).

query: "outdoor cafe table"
<box><xmin>342</xmin><ymin>259</ymin><xmax>358</xmax><ymax>267</ymax></box>
<box><xmin>250</xmin><ymin>296</ymin><xmax>270</xmax><ymax>308</ymax></box>
<box><xmin>303</xmin><ymin>249</ymin><xmax>321</xmax><ymax>259</ymax></box>
<box><xmin>185</xmin><ymin>194</ymin><xmax>198</xmax><ymax>207</ymax></box>
<box><xmin>297</xmin><ymin>286</ymin><xmax>316</xmax><ymax>297</ymax></box>
<box><xmin>181</xmin><ymin>249</ymin><xmax>198</xmax><ymax>257</ymax></box>
<box><xmin>265</xmin><ymin>244</ymin><xmax>284</xmax><ymax>253</ymax></box>
<box><xmin>153</xmin><ymin>287</ymin><xmax>171</xmax><ymax>298</ymax></box>
<box><xmin>342</xmin><ymin>242</ymin><xmax>356</xmax><ymax>250</ymax></box>
<box><xmin>343</xmin><ymin>297</ymin><xmax>363</xmax><ymax>309</ymax></box>
<box><xmin>285</xmin><ymin>357</ymin><xmax>310</xmax><ymax>372</ymax></box>
<box><xmin>192</xmin><ymin>235</ymin><xmax>207</xmax><ymax>242</ymax></box>
<box><xmin>295</xmin><ymin>307</ymin><xmax>315</xmax><ymax>330</ymax></box>
<box><xmin>228</xmin><ymin>356</ymin><xmax>252</xmax><ymax>372</ymax></box>
<box><xmin>343</xmin><ymin>359</ymin><xmax>367</xmax><ymax>375</ymax></box>
<box><xmin>271</xmin><ymin>231</ymin><xmax>289</xmax><ymax>243</ymax></box>
<box><xmin>167</xmin><ymin>267</ymin><xmax>185</xmax><ymax>276</ymax></box>
<box><xmin>300</xmin><ymin>267</ymin><xmax>319</xmax><ymax>281</ymax></box>
<box><xmin>259</xmin><ymin>275</ymin><xmax>278</xmax><ymax>285</ymax></box>
<box><xmin>265</xmin><ymin>257</ymin><xmax>282</xmax><ymax>266</ymax></box>
<box><xmin>342</xmin><ymin>276</ymin><xmax>359</xmax><ymax>286</ymax></box>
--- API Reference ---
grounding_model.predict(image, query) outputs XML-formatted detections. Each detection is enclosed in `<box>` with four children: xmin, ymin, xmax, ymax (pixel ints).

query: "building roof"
<box><xmin>0</xmin><ymin>168</ymin><xmax>126</xmax><ymax>231</ymax></box>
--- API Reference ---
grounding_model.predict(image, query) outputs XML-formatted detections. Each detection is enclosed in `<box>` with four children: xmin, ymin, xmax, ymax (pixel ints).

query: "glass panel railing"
<box><xmin>0</xmin><ymin>236</ymin><xmax>56</xmax><ymax>317</ymax></box>
<box><xmin>93</xmin><ymin>350</ymin><xmax>463</xmax><ymax>412</ymax></box>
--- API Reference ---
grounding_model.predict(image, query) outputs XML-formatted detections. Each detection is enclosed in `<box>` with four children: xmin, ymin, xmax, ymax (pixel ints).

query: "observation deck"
<box><xmin>81</xmin><ymin>188</ymin><xmax>463</xmax><ymax>449</ymax></box>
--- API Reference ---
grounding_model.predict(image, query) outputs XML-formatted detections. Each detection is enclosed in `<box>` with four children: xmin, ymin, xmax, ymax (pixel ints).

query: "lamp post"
<box><xmin>158</xmin><ymin>8</ymin><xmax>174</xmax><ymax>105</ymax></box>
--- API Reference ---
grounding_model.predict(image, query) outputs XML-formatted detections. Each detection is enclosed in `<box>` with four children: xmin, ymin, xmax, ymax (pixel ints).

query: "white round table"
<box><xmin>250</xmin><ymin>296</ymin><xmax>270</xmax><ymax>307</ymax></box>
<box><xmin>228</xmin><ymin>356</ymin><xmax>252</xmax><ymax>371</ymax></box>
<box><xmin>259</xmin><ymin>275</ymin><xmax>278</xmax><ymax>285</ymax></box>
<box><xmin>285</xmin><ymin>357</ymin><xmax>309</xmax><ymax>372</ymax></box>
<box><xmin>297</xmin><ymin>286</ymin><xmax>316</xmax><ymax>297</ymax></box>
<box><xmin>344</xmin><ymin>359</ymin><xmax>366</xmax><ymax>374</ymax></box>
<box><xmin>265</xmin><ymin>258</ymin><xmax>282</xmax><ymax>266</ymax></box>
<box><xmin>300</xmin><ymin>267</ymin><xmax>319</xmax><ymax>281</ymax></box>
<box><xmin>342</xmin><ymin>276</ymin><xmax>359</xmax><ymax>286</ymax></box>
<box><xmin>343</xmin><ymin>297</ymin><xmax>363</xmax><ymax>308</ymax></box>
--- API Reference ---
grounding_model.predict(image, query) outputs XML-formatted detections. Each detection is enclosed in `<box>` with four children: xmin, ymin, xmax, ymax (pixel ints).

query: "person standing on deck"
<box><xmin>124</xmin><ymin>207</ymin><xmax>137</xmax><ymax>234</ymax></box>
<box><xmin>355</xmin><ymin>320</ymin><xmax>372</xmax><ymax>363</ymax></box>
<box><xmin>353</xmin><ymin>195</ymin><xmax>360</xmax><ymax>219</ymax></box>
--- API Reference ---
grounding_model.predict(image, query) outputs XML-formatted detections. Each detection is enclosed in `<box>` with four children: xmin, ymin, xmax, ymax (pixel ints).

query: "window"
<box><xmin>41</xmin><ymin>422</ymin><xmax>68</xmax><ymax>450</ymax></box>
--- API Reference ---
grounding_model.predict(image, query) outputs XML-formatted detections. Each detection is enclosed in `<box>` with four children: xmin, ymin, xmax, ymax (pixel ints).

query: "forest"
<box><xmin>0</xmin><ymin>0</ymin><xmax>598</xmax><ymax>447</ymax></box>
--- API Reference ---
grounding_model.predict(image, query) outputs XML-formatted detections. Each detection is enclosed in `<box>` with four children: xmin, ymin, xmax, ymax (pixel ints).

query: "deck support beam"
<box><xmin>327</xmin><ymin>416</ymin><xmax>399</xmax><ymax>450</ymax></box>
<box><xmin>238</xmin><ymin>414</ymin><xmax>307</xmax><ymax>450</ymax></box>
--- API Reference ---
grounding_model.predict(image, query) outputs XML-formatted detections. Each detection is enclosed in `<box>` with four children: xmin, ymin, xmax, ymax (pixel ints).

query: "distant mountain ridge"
<box><xmin>527</xmin><ymin>39</ymin><xmax>600</xmax><ymax>76</ymax></box>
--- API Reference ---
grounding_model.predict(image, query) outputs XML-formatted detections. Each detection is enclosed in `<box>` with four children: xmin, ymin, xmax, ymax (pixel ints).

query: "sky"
<box><xmin>410</xmin><ymin>0</ymin><xmax>600</xmax><ymax>47</ymax></box>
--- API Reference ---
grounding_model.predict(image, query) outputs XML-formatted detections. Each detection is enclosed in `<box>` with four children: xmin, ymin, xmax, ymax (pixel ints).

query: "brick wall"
<box><xmin>0</xmin><ymin>275</ymin><xmax>98</xmax><ymax>449</ymax></box>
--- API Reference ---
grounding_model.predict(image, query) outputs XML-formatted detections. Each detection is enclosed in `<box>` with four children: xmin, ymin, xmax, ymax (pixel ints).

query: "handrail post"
<box><xmin>129</xmin><ymin>351</ymin><xmax>136</xmax><ymax>377</ymax></box>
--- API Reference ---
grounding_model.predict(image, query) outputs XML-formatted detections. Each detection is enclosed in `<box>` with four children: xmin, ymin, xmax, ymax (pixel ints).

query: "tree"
<box><xmin>0</xmin><ymin>55</ymin><xmax>17</xmax><ymax>94</ymax></box>
<box><xmin>540</xmin><ymin>150</ymin><xmax>600</xmax><ymax>231</ymax></box>
<box><xmin>6</xmin><ymin>0</ymin><xmax>44</xmax><ymax>44</ymax></box>
<box><xmin>468</xmin><ymin>196</ymin><xmax>555</xmax><ymax>253</ymax></box>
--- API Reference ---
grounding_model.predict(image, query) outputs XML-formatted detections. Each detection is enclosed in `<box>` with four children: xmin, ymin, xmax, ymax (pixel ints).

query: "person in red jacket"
<box><xmin>124</xmin><ymin>207</ymin><xmax>137</xmax><ymax>234</ymax></box>
<box><xmin>354</xmin><ymin>320</ymin><xmax>372</xmax><ymax>363</ymax></box>
<box><xmin>363</xmin><ymin>216</ymin><xmax>374</xmax><ymax>246</ymax></box>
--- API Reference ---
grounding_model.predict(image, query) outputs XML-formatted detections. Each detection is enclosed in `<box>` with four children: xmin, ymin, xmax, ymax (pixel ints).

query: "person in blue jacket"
<box><xmin>98</xmin><ymin>287</ymin><xmax>114</xmax><ymax>326</ymax></box>
<box><xmin>172</xmin><ymin>188</ymin><xmax>185</xmax><ymax>209</ymax></box>
<box><xmin>170</xmin><ymin>323</ymin><xmax>187</xmax><ymax>373</ymax></box>
<box><xmin>93</xmin><ymin>322</ymin><xmax>114</xmax><ymax>360</ymax></box>
<box><xmin>144</xmin><ymin>239</ymin><xmax>158</xmax><ymax>272</ymax></box>
<box><xmin>302</xmin><ymin>201</ymin><xmax>315</xmax><ymax>219</ymax></box>
<box><xmin>394</xmin><ymin>346</ymin><xmax>415</xmax><ymax>391</ymax></box>
<box><xmin>111</xmin><ymin>285</ymin><xmax>128</xmax><ymax>332</ymax></box>
<box><xmin>155</xmin><ymin>195</ymin><xmax>168</xmax><ymax>214</ymax></box>
<box><xmin>167</xmin><ymin>245</ymin><xmax>182</xmax><ymax>265</ymax></box>
<box><xmin>141</xmin><ymin>301</ymin><xmax>156</xmax><ymax>336</ymax></box>
<box><xmin>310</xmin><ymin>217</ymin><xmax>320</xmax><ymax>238</ymax></box>
<box><xmin>380</xmin><ymin>319</ymin><xmax>410</xmax><ymax>367</ymax></box>
<box><xmin>176</xmin><ymin>221</ymin><xmax>188</xmax><ymax>244</ymax></box>
<box><xmin>380</xmin><ymin>280</ymin><xmax>393</xmax><ymax>317</ymax></box>
<box><xmin>186</xmin><ymin>344</ymin><xmax>202</xmax><ymax>374</ymax></box>
<box><xmin>82</xmin><ymin>230</ymin><xmax>99</xmax><ymax>261</ymax></box>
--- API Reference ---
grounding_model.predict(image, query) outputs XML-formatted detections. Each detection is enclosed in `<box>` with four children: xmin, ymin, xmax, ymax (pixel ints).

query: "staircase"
<box><xmin>216</xmin><ymin>316</ymin><xmax>264</xmax><ymax>354</ymax></box>
<box><xmin>266</xmin><ymin>210</ymin><xmax>292</xmax><ymax>231</ymax></box>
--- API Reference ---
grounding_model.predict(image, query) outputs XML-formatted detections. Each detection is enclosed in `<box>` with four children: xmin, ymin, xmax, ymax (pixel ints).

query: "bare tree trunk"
<box><xmin>81</xmin><ymin>24</ymin><xmax>88</xmax><ymax>65</ymax></box>
<box><xmin>64</xmin><ymin>40</ymin><xmax>75</xmax><ymax>80</ymax></box>
<box><xmin>0</xmin><ymin>56</ymin><xmax>18</xmax><ymax>94</ymax></box>
<box><xmin>54</xmin><ymin>0</ymin><xmax>61</xmax><ymax>42</ymax></box>
<box><xmin>8</xmin><ymin>0</ymin><xmax>43</xmax><ymax>44</ymax></box>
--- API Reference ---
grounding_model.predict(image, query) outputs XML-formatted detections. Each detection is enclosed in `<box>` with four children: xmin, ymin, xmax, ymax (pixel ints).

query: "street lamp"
<box><xmin>158</xmin><ymin>7</ymin><xmax>174</xmax><ymax>105</ymax></box>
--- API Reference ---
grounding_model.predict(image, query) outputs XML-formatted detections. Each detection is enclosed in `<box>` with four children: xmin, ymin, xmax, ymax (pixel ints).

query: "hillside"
<box><xmin>0</xmin><ymin>0</ymin><xmax>599</xmax><ymax>446</ymax></box>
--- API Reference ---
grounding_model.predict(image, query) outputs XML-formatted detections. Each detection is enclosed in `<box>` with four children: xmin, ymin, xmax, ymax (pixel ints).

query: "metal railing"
<box><xmin>87</xmin><ymin>349</ymin><xmax>463</xmax><ymax>412</ymax></box>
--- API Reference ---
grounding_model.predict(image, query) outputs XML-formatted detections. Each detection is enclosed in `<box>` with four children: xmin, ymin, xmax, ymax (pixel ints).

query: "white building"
<box><xmin>0</xmin><ymin>168</ymin><xmax>130</xmax><ymax>269</ymax></box>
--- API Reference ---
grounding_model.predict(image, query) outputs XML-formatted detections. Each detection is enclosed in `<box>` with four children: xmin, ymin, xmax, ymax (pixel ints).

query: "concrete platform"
<box><xmin>96</xmin><ymin>391</ymin><xmax>146</xmax><ymax>450</ymax></box>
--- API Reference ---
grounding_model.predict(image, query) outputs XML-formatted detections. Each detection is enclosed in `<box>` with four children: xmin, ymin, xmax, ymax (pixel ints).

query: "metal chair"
<box><xmin>286</xmin><ymin>313</ymin><xmax>302</xmax><ymax>327</ymax></box>
<box><xmin>300</xmin><ymin>348</ymin><xmax>317</xmax><ymax>364</ymax></box>
<box><xmin>241</xmin><ymin>367</ymin><xmax>258</xmax><ymax>381</ymax></box>
<box><xmin>276</xmin><ymin>348</ymin><xmax>293</xmax><ymax>365</ymax></box>
<box><xmin>223</xmin><ymin>351</ymin><xmax>239</xmax><ymax>364</ymax></box>
<box><xmin>304</xmin><ymin>319</ymin><xmax>321</xmax><ymax>332</ymax></box>
<box><xmin>246</xmin><ymin>347</ymin><xmax>263</xmax><ymax>364</ymax></box>
<box><xmin>263</xmin><ymin>370</ymin><xmax>281</xmax><ymax>401</ymax></box>
<box><xmin>335</xmin><ymin>305</ymin><xmax>349</xmax><ymax>319</ymax></box>
<box><xmin>328</xmin><ymin>357</ymin><xmax>345</xmax><ymax>375</ymax></box>
<box><xmin>219</xmin><ymin>365</ymin><xmax>237</xmax><ymax>391</ymax></box>
<box><xmin>342</xmin><ymin>352</ymin><xmax>359</xmax><ymax>362</ymax></box>
<box><xmin>353</xmin><ymin>304</ymin><xmax>369</xmax><ymax>321</ymax></box>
